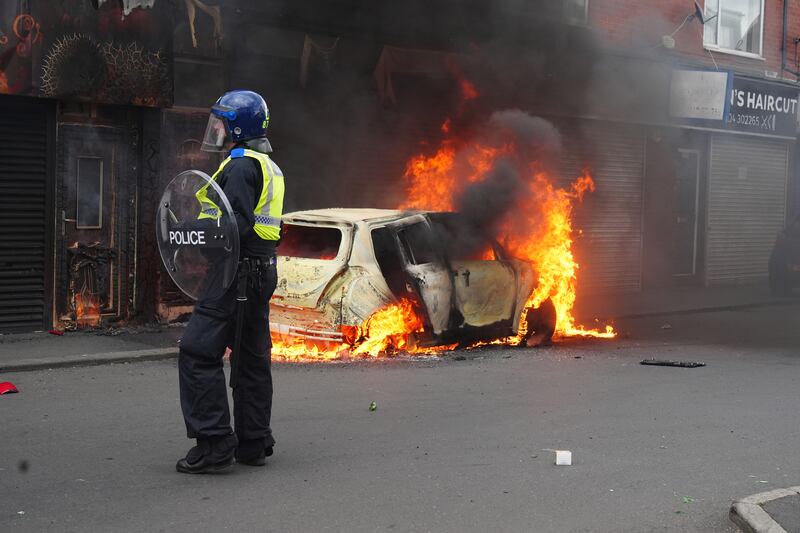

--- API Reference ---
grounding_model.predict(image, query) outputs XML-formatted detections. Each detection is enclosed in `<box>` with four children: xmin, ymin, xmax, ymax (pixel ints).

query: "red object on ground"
<box><xmin>48</xmin><ymin>330</ymin><xmax>64</xmax><ymax>336</ymax></box>
<box><xmin>0</xmin><ymin>382</ymin><xmax>19</xmax><ymax>395</ymax></box>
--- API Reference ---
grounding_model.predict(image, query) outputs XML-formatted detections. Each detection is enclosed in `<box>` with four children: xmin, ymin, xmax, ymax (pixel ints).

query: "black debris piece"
<box><xmin>640</xmin><ymin>359</ymin><xmax>705</xmax><ymax>368</ymax></box>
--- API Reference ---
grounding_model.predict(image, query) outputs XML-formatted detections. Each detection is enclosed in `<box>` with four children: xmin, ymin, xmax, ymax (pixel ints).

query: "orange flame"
<box><xmin>401</xmin><ymin>143</ymin><xmax>457</xmax><ymax>211</ymax></box>
<box><xmin>75</xmin><ymin>293</ymin><xmax>101</xmax><ymax>328</ymax></box>
<box><xmin>400</xmin><ymin>131</ymin><xmax>614</xmax><ymax>340</ymax></box>
<box><xmin>460</xmin><ymin>78</ymin><xmax>478</xmax><ymax>101</ymax></box>
<box><xmin>506</xmin><ymin>172</ymin><xmax>615</xmax><ymax>338</ymax></box>
<box><xmin>269</xmin><ymin>73</ymin><xmax>613</xmax><ymax>359</ymax></box>
<box><xmin>400</xmin><ymin>142</ymin><xmax>511</xmax><ymax>211</ymax></box>
<box><xmin>352</xmin><ymin>299</ymin><xmax>423</xmax><ymax>356</ymax></box>
<box><xmin>444</xmin><ymin>57</ymin><xmax>478</xmax><ymax>109</ymax></box>
<box><xmin>271</xmin><ymin>299</ymin><xmax>453</xmax><ymax>363</ymax></box>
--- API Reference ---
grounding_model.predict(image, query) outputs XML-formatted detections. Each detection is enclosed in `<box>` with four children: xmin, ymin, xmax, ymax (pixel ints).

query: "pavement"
<box><xmin>731</xmin><ymin>487</ymin><xmax>800</xmax><ymax>533</ymax></box>
<box><xmin>0</xmin><ymin>325</ymin><xmax>184</xmax><ymax>372</ymax></box>
<box><xmin>0</xmin><ymin>283</ymin><xmax>794</xmax><ymax>374</ymax></box>
<box><xmin>575</xmin><ymin>282</ymin><xmax>797</xmax><ymax>322</ymax></box>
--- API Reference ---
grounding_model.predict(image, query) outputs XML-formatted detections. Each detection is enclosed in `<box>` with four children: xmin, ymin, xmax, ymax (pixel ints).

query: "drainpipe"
<box><xmin>787</xmin><ymin>0</ymin><xmax>800</xmax><ymax>222</ymax></box>
<box><xmin>782</xmin><ymin>0</ymin><xmax>800</xmax><ymax>79</ymax></box>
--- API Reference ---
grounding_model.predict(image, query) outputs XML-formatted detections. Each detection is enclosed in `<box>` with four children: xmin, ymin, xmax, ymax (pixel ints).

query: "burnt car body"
<box><xmin>270</xmin><ymin>209</ymin><xmax>550</xmax><ymax>349</ymax></box>
<box><xmin>768</xmin><ymin>214</ymin><xmax>800</xmax><ymax>295</ymax></box>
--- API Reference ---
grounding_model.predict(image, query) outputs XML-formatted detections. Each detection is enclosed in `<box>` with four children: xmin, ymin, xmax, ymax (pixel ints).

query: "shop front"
<box><xmin>646</xmin><ymin>70</ymin><xmax>798</xmax><ymax>288</ymax></box>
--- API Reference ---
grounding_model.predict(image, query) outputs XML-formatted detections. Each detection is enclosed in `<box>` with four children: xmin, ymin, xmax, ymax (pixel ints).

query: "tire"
<box><xmin>523</xmin><ymin>298</ymin><xmax>556</xmax><ymax>347</ymax></box>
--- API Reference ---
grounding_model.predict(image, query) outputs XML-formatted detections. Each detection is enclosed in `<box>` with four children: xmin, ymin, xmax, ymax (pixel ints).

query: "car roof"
<box><xmin>284</xmin><ymin>208</ymin><xmax>423</xmax><ymax>225</ymax></box>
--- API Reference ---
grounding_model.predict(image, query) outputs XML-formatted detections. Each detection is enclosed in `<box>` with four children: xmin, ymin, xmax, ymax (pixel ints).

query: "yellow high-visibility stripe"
<box><xmin>195</xmin><ymin>149</ymin><xmax>285</xmax><ymax>241</ymax></box>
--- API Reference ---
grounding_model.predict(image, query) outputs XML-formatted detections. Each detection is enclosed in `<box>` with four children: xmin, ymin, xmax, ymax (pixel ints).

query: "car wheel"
<box><xmin>523</xmin><ymin>298</ymin><xmax>556</xmax><ymax>347</ymax></box>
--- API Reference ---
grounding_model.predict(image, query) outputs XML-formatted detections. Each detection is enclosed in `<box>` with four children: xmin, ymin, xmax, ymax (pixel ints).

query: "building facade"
<box><xmin>0</xmin><ymin>1</ymin><xmax>172</xmax><ymax>332</ymax></box>
<box><xmin>583</xmin><ymin>0</ymin><xmax>800</xmax><ymax>290</ymax></box>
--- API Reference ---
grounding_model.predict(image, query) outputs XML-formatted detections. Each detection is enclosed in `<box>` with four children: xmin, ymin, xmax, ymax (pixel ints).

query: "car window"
<box><xmin>371</xmin><ymin>226</ymin><xmax>407</xmax><ymax>296</ymax></box>
<box><xmin>396</xmin><ymin>222</ymin><xmax>439</xmax><ymax>265</ymax></box>
<box><xmin>279</xmin><ymin>224</ymin><xmax>342</xmax><ymax>260</ymax></box>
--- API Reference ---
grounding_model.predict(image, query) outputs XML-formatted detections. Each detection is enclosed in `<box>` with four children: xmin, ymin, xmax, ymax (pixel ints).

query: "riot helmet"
<box><xmin>202</xmin><ymin>90</ymin><xmax>272</xmax><ymax>153</ymax></box>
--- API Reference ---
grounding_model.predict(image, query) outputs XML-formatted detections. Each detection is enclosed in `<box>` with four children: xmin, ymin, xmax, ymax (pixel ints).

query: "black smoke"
<box><xmin>434</xmin><ymin>109</ymin><xmax>562</xmax><ymax>260</ymax></box>
<box><xmin>169</xmin><ymin>0</ymin><xmax>658</xmax><ymax>209</ymax></box>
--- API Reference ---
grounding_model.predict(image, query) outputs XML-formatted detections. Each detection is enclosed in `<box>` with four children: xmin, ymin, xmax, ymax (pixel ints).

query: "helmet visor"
<box><xmin>201</xmin><ymin>114</ymin><xmax>228</xmax><ymax>152</ymax></box>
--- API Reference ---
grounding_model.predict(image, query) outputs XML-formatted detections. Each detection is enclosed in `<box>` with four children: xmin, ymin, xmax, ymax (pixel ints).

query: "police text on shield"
<box><xmin>169</xmin><ymin>230</ymin><xmax>206</xmax><ymax>245</ymax></box>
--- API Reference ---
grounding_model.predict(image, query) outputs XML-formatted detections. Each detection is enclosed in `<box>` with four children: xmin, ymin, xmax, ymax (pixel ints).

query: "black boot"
<box><xmin>235</xmin><ymin>438</ymin><xmax>273</xmax><ymax>467</ymax></box>
<box><xmin>176</xmin><ymin>434</ymin><xmax>237</xmax><ymax>474</ymax></box>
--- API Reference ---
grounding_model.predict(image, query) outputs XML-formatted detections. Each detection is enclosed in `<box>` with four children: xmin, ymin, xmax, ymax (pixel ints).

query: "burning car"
<box><xmin>270</xmin><ymin>208</ymin><xmax>556</xmax><ymax>353</ymax></box>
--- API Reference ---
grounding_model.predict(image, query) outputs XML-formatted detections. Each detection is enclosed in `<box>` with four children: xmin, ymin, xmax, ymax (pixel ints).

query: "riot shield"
<box><xmin>156</xmin><ymin>170</ymin><xmax>239</xmax><ymax>301</ymax></box>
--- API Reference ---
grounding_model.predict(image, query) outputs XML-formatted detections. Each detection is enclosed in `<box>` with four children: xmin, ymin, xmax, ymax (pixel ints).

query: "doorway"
<box><xmin>58</xmin><ymin>124</ymin><xmax>130</xmax><ymax>326</ymax></box>
<box><xmin>643</xmin><ymin>129</ymin><xmax>707</xmax><ymax>288</ymax></box>
<box><xmin>673</xmin><ymin>149</ymin><xmax>701</xmax><ymax>278</ymax></box>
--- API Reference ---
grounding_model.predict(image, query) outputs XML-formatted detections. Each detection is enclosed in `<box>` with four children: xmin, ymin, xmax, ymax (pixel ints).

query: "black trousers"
<box><xmin>178</xmin><ymin>259</ymin><xmax>277</xmax><ymax>447</ymax></box>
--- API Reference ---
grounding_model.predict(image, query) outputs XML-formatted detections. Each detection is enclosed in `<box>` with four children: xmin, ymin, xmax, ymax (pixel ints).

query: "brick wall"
<box><xmin>590</xmin><ymin>0</ymin><xmax>800</xmax><ymax>80</ymax></box>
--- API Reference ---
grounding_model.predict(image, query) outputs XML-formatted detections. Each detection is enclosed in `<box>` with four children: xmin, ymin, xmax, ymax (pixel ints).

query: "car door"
<box><xmin>450</xmin><ymin>251</ymin><xmax>517</xmax><ymax>327</ymax></box>
<box><xmin>387</xmin><ymin>215</ymin><xmax>453</xmax><ymax>335</ymax></box>
<box><xmin>426</xmin><ymin>213</ymin><xmax>519</xmax><ymax>328</ymax></box>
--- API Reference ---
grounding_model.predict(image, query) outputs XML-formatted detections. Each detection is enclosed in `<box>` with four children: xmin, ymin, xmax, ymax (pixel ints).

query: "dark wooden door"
<box><xmin>59</xmin><ymin>125</ymin><xmax>125</xmax><ymax>325</ymax></box>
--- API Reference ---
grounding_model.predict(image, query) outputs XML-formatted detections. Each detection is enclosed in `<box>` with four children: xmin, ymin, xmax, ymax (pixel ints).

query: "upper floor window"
<box><xmin>564</xmin><ymin>0</ymin><xmax>589</xmax><ymax>24</ymax></box>
<box><xmin>703</xmin><ymin>0</ymin><xmax>764</xmax><ymax>57</ymax></box>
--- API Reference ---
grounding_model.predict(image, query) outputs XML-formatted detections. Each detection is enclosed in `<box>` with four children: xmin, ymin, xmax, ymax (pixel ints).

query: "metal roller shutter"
<box><xmin>0</xmin><ymin>99</ymin><xmax>52</xmax><ymax>331</ymax></box>
<box><xmin>706</xmin><ymin>134</ymin><xmax>789</xmax><ymax>285</ymax></box>
<box><xmin>559</xmin><ymin>120</ymin><xmax>644</xmax><ymax>293</ymax></box>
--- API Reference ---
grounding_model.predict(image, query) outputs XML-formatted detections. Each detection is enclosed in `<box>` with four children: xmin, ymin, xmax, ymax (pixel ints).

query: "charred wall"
<box><xmin>136</xmin><ymin>107</ymin><xmax>163</xmax><ymax>320</ymax></box>
<box><xmin>54</xmin><ymin>104</ymin><xmax>142</xmax><ymax>327</ymax></box>
<box><xmin>0</xmin><ymin>0</ymin><xmax>174</xmax><ymax>105</ymax></box>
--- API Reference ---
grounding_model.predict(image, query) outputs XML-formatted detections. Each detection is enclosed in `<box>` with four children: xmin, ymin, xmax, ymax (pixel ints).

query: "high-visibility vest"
<box><xmin>196</xmin><ymin>147</ymin><xmax>285</xmax><ymax>241</ymax></box>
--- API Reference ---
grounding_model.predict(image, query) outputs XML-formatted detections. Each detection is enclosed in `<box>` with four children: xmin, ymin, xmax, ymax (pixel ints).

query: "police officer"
<box><xmin>176</xmin><ymin>90</ymin><xmax>285</xmax><ymax>474</ymax></box>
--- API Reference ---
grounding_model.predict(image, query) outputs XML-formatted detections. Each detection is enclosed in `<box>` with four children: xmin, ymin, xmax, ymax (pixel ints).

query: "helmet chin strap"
<box><xmin>244</xmin><ymin>137</ymin><xmax>273</xmax><ymax>154</ymax></box>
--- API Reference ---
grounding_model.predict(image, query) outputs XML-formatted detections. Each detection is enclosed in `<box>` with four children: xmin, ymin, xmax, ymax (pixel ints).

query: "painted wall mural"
<box><xmin>0</xmin><ymin>7</ymin><xmax>42</xmax><ymax>95</ymax></box>
<box><xmin>0</xmin><ymin>0</ymin><xmax>173</xmax><ymax>107</ymax></box>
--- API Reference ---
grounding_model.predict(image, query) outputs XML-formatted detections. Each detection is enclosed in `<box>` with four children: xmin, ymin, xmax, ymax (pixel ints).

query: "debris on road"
<box><xmin>555</xmin><ymin>450</ymin><xmax>572</xmax><ymax>465</ymax></box>
<box><xmin>682</xmin><ymin>495</ymin><xmax>694</xmax><ymax>504</ymax></box>
<box><xmin>48</xmin><ymin>330</ymin><xmax>64</xmax><ymax>336</ymax></box>
<box><xmin>660</xmin><ymin>324</ymin><xmax>672</xmax><ymax>330</ymax></box>
<box><xmin>0</xmin><ymin>381</ymin><xmax>19</xmax><ymax>395</ymax></box>
<box><xmin>369</xmin><ymin>401</ymin><xmax>377</xmax><ymax>412</ymax></box>
<box><xmin>640</xmin><ymin>359</ymin><xmax>706</xmax><ymax>368</ymax></box>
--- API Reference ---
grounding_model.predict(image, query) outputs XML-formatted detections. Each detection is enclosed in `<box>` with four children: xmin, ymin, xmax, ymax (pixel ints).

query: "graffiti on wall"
<box><xmin>0</xmin><ymin>0</ymin><xmax>172</xmax><ymax>106</ymax></box>
<box><xmin>0</xmin><ymin>9</ymin><xmax>43</xmax><ymax>95</ymax></box>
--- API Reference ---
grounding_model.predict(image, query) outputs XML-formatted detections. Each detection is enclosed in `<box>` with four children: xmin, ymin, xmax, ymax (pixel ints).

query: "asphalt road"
<box><xmin>2</xmin><ymin>304</ymin><xmax>799</xmax><ymax>533</ymax></box>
